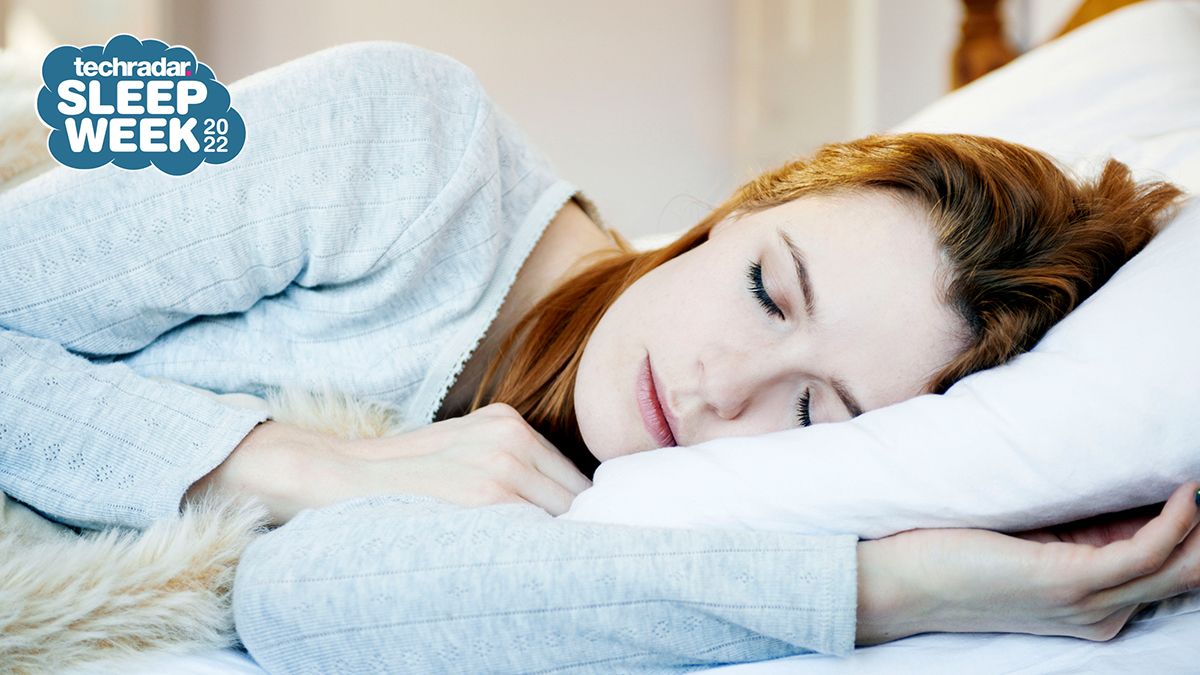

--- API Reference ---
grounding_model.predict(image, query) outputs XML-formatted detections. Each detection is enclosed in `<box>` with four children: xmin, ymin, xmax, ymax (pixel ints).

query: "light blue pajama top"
<box><xmin>0</xmin><ymin>42</ymin><xmax>858</xmax><ymax>672</ymax></box>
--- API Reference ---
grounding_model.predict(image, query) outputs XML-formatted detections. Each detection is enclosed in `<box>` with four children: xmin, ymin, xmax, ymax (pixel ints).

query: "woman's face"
<box><xmin>574</xmin><ymin>189</ymin><xmax>970</xmax><ymax>462</ymax></box>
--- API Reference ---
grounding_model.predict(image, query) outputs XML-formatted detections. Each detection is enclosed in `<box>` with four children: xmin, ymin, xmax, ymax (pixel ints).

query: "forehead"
<box><xmin>757</xmin><ymin>189</ymin><xmax>936</xmax><ymax>256</ymax></box>
<box><xmin>742</xmin><ymin>190</ymin><xmax>967</xmax><ymax>402</ymax></box>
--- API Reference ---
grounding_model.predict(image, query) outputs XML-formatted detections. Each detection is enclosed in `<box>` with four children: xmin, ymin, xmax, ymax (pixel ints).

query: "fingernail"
<box><xmin>1194</xmin><ymin>488</ymin><xmax>1200</xmax><ymax>507</ymax></box>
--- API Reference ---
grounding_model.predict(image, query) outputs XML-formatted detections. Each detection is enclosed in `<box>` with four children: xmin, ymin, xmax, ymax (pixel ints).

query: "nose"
<box><xmin>699</xmin><ymin>345</ymin><xmax>786</xmax><ymax>421</ymax></box>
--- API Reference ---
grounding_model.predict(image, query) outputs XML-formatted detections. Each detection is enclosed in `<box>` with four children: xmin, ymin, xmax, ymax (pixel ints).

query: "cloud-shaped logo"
<box><xmin>37</xmin><ymin>34</ymin><xmax>244</xmax><ymax>176</ymax></box>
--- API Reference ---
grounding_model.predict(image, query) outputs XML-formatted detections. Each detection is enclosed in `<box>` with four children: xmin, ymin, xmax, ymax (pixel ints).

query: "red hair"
<box><xmin>471</xmin><ymin>133</ymin><xmax>1185</xmax><ymax>476</ymax></box>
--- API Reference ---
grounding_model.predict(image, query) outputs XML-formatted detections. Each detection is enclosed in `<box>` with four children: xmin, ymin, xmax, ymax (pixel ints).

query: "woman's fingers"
<box><xmin>511</xmin><ymin>466</ymin><xmax>580</xmax><ymax>516</ymax></box>
<box><xmin>1071</xmin><ymin>603</ymin><xmax>1142</xmax><ymax>642</ymax></box>
<box><xmin>1090</xmin><ymin>521</ymin><xmax>1200</xmax><ymax>610</ymax></box>
<box><xmin>1086</xmin><ymin>481</ymin><xmax>1200</xmax><ymax>589</ymax></box>
<box><xmin>523</xmin><ymin>426</ymin><xmax>594</xmax><ymax>496</ymax></box>
<box><xmin>474</xmin><ymin>402</ymin><xmax>593</xmax><ymax>497</ymax></box>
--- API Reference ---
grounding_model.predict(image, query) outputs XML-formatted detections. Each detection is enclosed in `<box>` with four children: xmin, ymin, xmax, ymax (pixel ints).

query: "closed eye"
<box><xmin>746</xmin><ymin>260</ymin><xmax>784</xmax><ymax>320</ymax></box>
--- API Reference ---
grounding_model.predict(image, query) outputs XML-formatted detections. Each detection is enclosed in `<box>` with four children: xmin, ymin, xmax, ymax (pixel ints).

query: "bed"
<box><xmin>56</xmin><ymin>0</ymin><xmax>1200</xmax><ymax>673</ymax></box>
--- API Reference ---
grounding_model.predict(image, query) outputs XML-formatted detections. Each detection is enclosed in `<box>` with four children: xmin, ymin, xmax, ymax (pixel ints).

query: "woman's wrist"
<box><xmin>186</xmin><ymin>419</ymin><xmax>347</xmax><ymax>525</ymax></box>
<box><xmin>855</xmin><ymin>538</ymin><xmax>933</xmax><ymax>645</ymax></box>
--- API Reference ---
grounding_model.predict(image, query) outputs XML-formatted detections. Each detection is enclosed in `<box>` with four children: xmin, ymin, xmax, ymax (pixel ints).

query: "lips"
<box><xmin>637</xmin><ymin>353</ymin><xmax>678</xmax><ymax>448</ymax></box>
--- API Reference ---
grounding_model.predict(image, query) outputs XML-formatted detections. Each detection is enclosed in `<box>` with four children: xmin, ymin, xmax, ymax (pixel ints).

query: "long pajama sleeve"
<box><xmin>0</xmin><ymin>328</ymin><xmax>271</xmax><ymax>530</ymax></box>
<box><xmin>234</xmin><ymin>495</ymin><xmax>860</xmax><ymax>674</ymax></box>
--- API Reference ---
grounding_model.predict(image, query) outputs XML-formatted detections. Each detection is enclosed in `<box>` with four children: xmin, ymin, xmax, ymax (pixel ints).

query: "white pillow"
<box><xmin>888</xmin><ymin>0</ymin><xmax>1200</xmax><ymax>195</ymax></box>
<box><xmin>563</xmin><ymin>0</ymin><xmax>1200</xmax><ymax>538</ymax></box>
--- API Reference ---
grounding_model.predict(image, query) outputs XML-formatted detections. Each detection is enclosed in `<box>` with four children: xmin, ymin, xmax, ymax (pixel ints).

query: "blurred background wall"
<box><xmin>1</xmin><ymin>0</ymin><xmax>1077</xmax><ymax>238</ymax></box>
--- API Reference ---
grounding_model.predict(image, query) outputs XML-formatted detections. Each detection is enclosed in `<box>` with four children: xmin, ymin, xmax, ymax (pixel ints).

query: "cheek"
<box><xmin>572</xmin><ymin>284</ymin><xmax>646</xmax><ymax>461</ymax></box>
<box><xmin>572</xmin><ymin>330</ymin><xmax>615</xmax><ymax>460</ymax></box>
<box><xmin>642</xmin><ymin>257</ymin><xmax>720</xmax><ymax>328</ymax></box>
<box><xmin>673</xmin><ymin>261</ymin><xmax>749</xmax><ymax>338</ymax></box>
<box><xmin>572</xmin><ymin>266</ymin><xmax>692</xmax><ymax>458</ymax></box>
<box><xmin>603</xmin><ymin>261</ymin><xmax>692</xmax><ymax>340</ymax></box>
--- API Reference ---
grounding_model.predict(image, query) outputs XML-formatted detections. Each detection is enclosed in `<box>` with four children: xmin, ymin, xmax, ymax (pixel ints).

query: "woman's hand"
<box><xmin>189</xmin><ymin>402</ymin><xmax>592</xmax><ymax>524</ymax></box>
<box><xmin>1012</xmin><ymin>502</ymin><xmax>1163</xmax><ymax>547</ymax></box>
<box><xmin>330</xmin><ymin>402</ymin><xmax>593</xmax><ymax>515</ymax></box>
<box><xmin>856</xmin><ymin>481</ymin><xmax>1200</xmax><ymax>645</ymax></box>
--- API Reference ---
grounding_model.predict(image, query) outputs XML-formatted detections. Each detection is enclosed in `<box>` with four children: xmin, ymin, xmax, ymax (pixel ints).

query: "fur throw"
<box><xmin>0</xmin><ymin>493</ymin><xmax>268</xmax><ymax>674</ymax></box>
<box><xmin>0</xmin><ymin>49</ymin><xmax>403</xmax><ymax>674</ymax></box>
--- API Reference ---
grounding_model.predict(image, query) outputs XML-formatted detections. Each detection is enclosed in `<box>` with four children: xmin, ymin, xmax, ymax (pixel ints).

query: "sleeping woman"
<box><xmin>1</xmin><ymin>42</ymin><xmax>1197</xmax><ymax>672</ymax></box>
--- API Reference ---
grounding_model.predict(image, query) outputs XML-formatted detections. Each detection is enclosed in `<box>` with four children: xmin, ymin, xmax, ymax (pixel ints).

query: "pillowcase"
<box><xmin>888</xmin><ymin>0</ymin><xmax>1200</xmax><ymax>195</ymax></box>
<box><xmin>562</xmin><ymin>0</ymin><xmax>1200</xmax><ymax>538</ymax></box>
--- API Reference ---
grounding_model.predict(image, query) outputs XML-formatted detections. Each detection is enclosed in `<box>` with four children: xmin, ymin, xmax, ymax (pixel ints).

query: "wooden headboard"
<box><xmin>953</xmin><ymin>0</ymin><xmax>1145</xmax><ymax>88</ymax></box>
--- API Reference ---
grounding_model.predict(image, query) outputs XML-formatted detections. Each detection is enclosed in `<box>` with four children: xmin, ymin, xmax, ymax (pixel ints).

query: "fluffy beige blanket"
<box><xmin>0</xmin><ymin>51</ymin><xmax>400</xmax><ymax>674</ymax></box>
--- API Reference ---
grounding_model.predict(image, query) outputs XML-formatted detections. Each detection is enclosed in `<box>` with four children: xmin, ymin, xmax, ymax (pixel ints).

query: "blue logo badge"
<box><xmin>37</xmin><ymin>34</ymin><xmax>244</xmax><ymax>175</ymax></box>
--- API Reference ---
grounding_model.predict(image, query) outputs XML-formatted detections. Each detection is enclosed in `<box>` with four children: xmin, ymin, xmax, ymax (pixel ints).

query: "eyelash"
<box><xmin>745</xmin><ymin>260</ymin><xmax>813</xmax><ymax>427</ymax></box>
<box><xmin>745</xmin><ymin>260</ymin><xmax>785</xmax><ymax>320</ymax></box>
<box><xmin>796</xmin><ymin>388</ymin><xmax>813</xmax><ymax>428</ymax></box>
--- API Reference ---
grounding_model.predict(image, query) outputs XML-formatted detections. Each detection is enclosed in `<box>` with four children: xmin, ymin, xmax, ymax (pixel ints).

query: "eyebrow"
<box><xmin>831</xmin><ymin>378</ymin><xmax>865</xmax><ymax>419</ymax></box>
<box><xmin>776</xmin><ymin>228</ymin><xmax>865</xmax><ymax>420</ymax></box>
<box><xmin>777</xmin><ymin>228</ymin><xmax>816</xmax><ymax>319</ymax></box>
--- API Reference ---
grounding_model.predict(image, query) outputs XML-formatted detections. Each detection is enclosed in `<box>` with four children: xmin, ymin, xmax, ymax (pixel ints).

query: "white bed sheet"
<box><xmin>710</xmin><ymin>604</ymin><xmax>1200</xmax><ymax>675</ymax></box>
<box><xmin>75</xmin><ymin>599</ymin><xmax>1200</xmax><ymax>675</ymax></box>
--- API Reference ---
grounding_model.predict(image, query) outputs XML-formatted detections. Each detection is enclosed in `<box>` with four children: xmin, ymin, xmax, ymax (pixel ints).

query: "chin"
<box><xmin>589</xmin><ymin>434</ymin><xmax>652</xmax><ymax>464</ymax></box>
<box><xmin>580</xmin><ymin>430</ymin><xmax>618</xmax><ymax>463</ymax></box>
<box><xmin>577</xmin><ymin>417</ymin><xmax>633</xmax><ymax>464</ymax></box>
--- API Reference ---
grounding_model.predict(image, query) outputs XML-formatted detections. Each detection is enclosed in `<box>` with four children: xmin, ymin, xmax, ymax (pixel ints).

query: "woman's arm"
<box><xmin>858</xmin><ymin>481</ymin><xmax>1200</xmax><ymax>643</ymax></box>
<box><xmin>0</xmin><ymin>42</ymin><xmax>495</xmax><ymax>529</ymax></box>
<box><xmin>0</xmin><ymin>327</ymin><xmax>269</xmax><ymax>530</ymax></box>
<box><xmin>234</xmin><ymin>494</ymin><xmax>860</xmax><ymax>672</ymax></box>
<box><xmin>234</xmin><ymin>484</ymin><xmax>1200</xmax><ymax>672</ymax></box>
